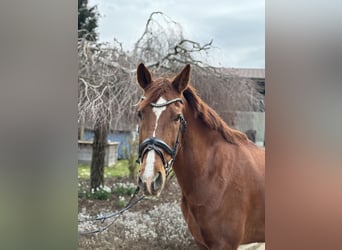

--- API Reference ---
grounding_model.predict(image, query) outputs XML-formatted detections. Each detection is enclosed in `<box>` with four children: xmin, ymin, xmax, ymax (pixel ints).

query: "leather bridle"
<box><xmin>136</xmin><ymin>97</ymin><xmax>186</xmax><ymax>177</ymax></box>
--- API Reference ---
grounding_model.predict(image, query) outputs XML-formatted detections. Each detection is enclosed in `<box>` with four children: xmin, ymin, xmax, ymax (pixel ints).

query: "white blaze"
<box><xmin>152</xmin><ymin>97</ymin><xmax>166</xmax><ymax>136</ymax></box>
<box><xmin>143</xmin><ymin>97</ymin><xmax>166</xmax><ymax>179</ymax></box>
<box><xmin>142</xmin><ymin>150</ymin><xmax>156</xmax><ymax>179</ymax></box>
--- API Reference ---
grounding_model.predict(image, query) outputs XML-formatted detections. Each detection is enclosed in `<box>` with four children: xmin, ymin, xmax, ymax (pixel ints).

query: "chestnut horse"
<box><xmin>136</xmin><ymin>63</ymin><xmax>265</xmax><ymax>250</ymax></box>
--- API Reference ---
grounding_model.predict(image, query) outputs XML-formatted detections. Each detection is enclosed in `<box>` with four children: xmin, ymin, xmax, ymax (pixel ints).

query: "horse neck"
<box><xmin>173</xmin><ymin>109</ymin><xmax>215</xmax><ymax>191</ymax></box>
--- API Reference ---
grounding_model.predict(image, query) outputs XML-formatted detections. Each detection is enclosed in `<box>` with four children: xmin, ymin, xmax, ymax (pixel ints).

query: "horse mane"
<box><xmin>183</xmin><ymin>85</ymin><xmax>249</xmax><ymax>145</ymax></box>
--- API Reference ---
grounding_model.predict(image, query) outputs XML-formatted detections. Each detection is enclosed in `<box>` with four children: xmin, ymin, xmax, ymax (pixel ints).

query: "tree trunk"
<box><xmin>78</xmin><ymin>116</ymin><xmax>85</xmax><ymax>140</ymax></box>
<box><xmin>90</xmin><ymin>120</ymin><xmax>108</xmax><ymax>191</ymax></box>
<box><xmin>128</xmin><ymin>152</ymin><xmax>137</xmax><ymax>181</ymax></box>
<box><xmin>127</xmin><ymin>131</ymin><xmax>139</xmax><ymax>181</ymax></box>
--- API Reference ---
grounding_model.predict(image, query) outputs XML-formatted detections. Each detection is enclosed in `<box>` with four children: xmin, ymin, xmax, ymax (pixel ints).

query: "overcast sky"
<box><xmin>89</xmin><ymin>0</ymin><xmax>264</xmax><ymax>68</ymax></box>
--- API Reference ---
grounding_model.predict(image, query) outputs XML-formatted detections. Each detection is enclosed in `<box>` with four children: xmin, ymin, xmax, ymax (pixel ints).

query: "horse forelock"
<box><xmin>183</xmin><ymin>85</ymin><xmax>249</xmax><ymax>145</ymax></box>
<box><xmin>139</xmin><ymin>78</ymin><xmax>177</xmax><ymax>110</ymax></box>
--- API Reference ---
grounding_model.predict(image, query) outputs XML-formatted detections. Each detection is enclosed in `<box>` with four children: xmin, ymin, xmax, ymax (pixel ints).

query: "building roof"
<box><xmin>220</xmin><ymin>68</ymin><xmax>265</xmax><ymax>79</ymax></box>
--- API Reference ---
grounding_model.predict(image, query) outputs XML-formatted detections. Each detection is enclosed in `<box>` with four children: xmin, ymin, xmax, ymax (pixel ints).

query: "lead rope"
<box><xmin>78</xmin><ymin>186</ymin><xmax>145</xmax><ymax>235</ymax></box>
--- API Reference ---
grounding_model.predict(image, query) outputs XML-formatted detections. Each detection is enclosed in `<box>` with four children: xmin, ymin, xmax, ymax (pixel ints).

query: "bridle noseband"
<box><xmin>137</xmin><ymin>97</ymin><xmax>186</xmax><ymax>177</ymax></box>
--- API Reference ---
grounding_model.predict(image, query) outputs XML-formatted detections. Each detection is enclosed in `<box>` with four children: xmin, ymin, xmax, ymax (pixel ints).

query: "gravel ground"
<box><xmin>78</xmin><ymin>201</ymin><xmax>196</xmax><ymax>249</ymax></box>
<box><xmin>78</xmin><ymin>177</ymin><xmax>265</xmax><ymax>250</ymax></box>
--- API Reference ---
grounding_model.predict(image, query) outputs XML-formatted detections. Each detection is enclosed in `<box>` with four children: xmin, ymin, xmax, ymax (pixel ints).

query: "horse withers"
<box><xmin>135</xmin><ymin>63</ymin><xmax>265</xmax><ymax>250</ymax></box>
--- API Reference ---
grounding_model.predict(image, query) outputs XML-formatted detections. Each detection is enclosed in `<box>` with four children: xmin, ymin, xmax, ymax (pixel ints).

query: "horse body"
<box><xmin>136</xmin><ymin>63</ymin><xmax>265</xmax><ymax>250</ymax></box>
<box><xmin>174</xmin><ymin>108</ymin><xmax>265</xmax><ymax>249</ymax></box>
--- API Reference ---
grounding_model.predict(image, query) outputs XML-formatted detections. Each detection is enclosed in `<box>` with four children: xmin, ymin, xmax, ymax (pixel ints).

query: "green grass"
<box><xmin>78</xmin><ymin>160</ymin><xmax>130</xmax><ymax>179</ymax></box>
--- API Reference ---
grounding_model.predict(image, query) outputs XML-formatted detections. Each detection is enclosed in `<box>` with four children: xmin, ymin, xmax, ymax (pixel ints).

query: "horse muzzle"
<box><xmin>138</xmin><ymin>171</ymin><xmax>164</xmax><ymax>196</ymax></box>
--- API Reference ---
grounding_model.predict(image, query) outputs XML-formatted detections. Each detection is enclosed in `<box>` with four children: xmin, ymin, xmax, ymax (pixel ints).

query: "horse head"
<box><xmin>136</xmin><ymin>63</ymin><xmax>189</xmax><ymax>195</ymax></box>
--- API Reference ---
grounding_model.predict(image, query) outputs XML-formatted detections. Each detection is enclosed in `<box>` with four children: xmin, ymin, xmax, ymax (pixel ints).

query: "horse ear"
<box><xmin>172</xmin><ymin>64</ymin><xmax>190</xmax><ymax>93</ymax></box>
<box><xmin>137</xmin><ymin>63</ymin><xmax>152</xmax><ymax>90</ymax></box>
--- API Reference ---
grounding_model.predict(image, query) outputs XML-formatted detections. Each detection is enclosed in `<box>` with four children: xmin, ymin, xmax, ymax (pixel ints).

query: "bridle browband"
<box><xmin>150</xmin><ymin>97</ymin><xmax>183</xmax><ymax>107</ymax></box>
<box><xmin>137</xmin><ymin>97</ymin><xmax>186</xmax><ymax>177</ymax></box>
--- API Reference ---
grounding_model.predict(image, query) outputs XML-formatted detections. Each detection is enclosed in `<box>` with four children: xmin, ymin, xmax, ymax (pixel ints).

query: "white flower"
<box><xmin>102</xmin><ymin>185</ymin><xmax>111</xmax><ymax>192</ymax></box>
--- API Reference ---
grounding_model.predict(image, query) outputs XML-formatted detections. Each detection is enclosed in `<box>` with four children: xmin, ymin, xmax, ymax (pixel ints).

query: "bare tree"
<box><xmin>132</xmin><ymin>12</ymin><xmax>263</xmax><ymax>120</ymax></box>
<box><xmin>131</xmin><ymin>12</ymin><xmax>215</xmax><ymax>74</ymax></box>
<box><xmin>78</xmin><ymin>39</ymin><xmax>139</xmax><ymax>190</ymax></box>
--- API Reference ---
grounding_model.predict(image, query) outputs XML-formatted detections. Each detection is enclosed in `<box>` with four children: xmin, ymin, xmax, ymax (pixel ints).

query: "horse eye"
<box><xmin>137</xmin><ymin>111</ymin><xmax>142</xmax><ymax>119</ymax></box>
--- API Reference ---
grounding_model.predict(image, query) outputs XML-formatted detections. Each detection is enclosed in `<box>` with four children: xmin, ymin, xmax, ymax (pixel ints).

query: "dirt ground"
<box><xmin>78</xmin><ymin>177</ymin><xmax>265</xmax><ymax>250</ymax></box>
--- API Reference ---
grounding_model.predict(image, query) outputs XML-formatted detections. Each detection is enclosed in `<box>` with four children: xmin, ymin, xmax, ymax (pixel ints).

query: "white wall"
<box><xmin>233</xmin><ymin>111</ymin><xmax>265</xmax><ymax>146</ymax></box>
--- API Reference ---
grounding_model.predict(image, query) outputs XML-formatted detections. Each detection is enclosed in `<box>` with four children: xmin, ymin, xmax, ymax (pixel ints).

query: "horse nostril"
<box><xmin>153</xmin><ymin>172</ymin><xmax>163</xmax><ymax>191</ymax></box>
